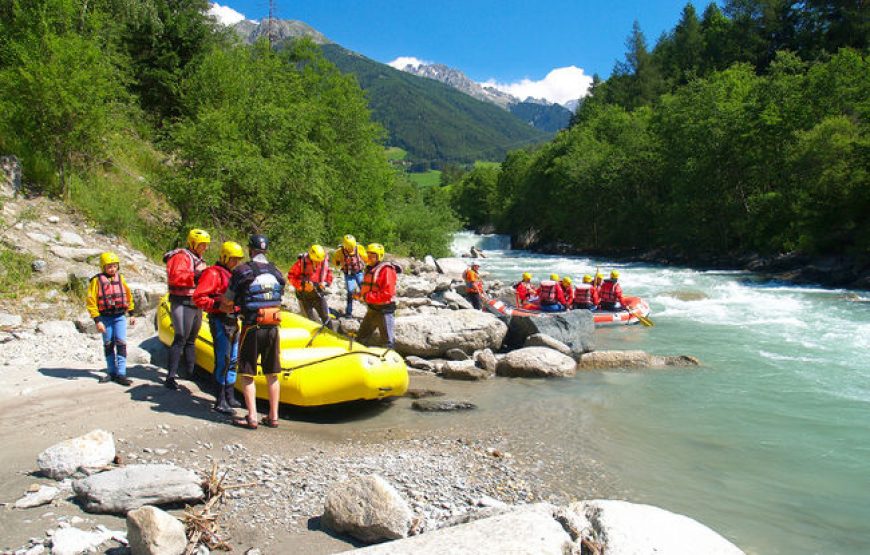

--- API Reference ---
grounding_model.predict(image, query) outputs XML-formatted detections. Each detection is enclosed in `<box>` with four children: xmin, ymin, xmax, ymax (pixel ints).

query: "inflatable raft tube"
<box><xmin>156</xmin><ymin>295</ymin><xmax>408</xmax><ymax>406</ymax></box>
<box><xmin>485</xmin><ymin>296</ymin><xmax>651</xmax><ymax>327</ymax></box>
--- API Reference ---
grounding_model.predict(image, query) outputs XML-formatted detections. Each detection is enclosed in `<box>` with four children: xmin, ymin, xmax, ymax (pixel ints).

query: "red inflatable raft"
<box><xmin>484</xmin><ymin>296</ymin><xmax>651</xmax><ymax>327</ymax></box>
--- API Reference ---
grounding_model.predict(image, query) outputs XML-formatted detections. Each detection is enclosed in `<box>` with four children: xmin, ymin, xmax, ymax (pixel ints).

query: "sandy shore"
<box><xmin>0</xmin><ymin>325</ymin><xmax>563</xmax><ymax>554</ymax></box>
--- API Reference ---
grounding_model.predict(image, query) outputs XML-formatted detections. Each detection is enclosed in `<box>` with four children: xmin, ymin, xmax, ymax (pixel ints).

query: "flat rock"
<box><xmin>58</xmin><ymin>231</ymin><xmax>86</xmax><ymax>246</ymax></box>
<box><xmin>26</xmin><ymin>231</ymin><xmax>52</xmax><ymax>244</ymax></box>
<box><xmin>36</xmin><ymin>320</ymin><xmax>80</xmax><ymax>338</ymax></box>
<box><xmin>127</xmin><ymin>505</ymin><xmax>188</xmax><ymax>555</ymax></box>
<box><xmin>14</xmin><ymin>485</ymin><xmax>60</xmax><ymax>509</ymax></box>
<box><xmin>49</xmin><ymin>245</ymin><xmax>102</xmax><ymax>262</ymax></box>
<box><xmin>0</xmin><ymin>312</ymin><xmax>23</xmax><ymax>328</ymax></box>
<box><xmin>576</xmin><ymin>350</ymin><xmax>701</xmax><ymax>369</ymax></box>
<box><xmin>568</xmin><ymin>499</ymin><xmax>744</xmax><ymax>555</ymax></box>
<box><xmin>321</xmin><ymin>475</ymin><xmax>413</xmax><ymax>543</ymax></box>
<box><xmin>506</xmin><ymin>310</ymin><xmax>595</xmax><ymax>357</ymax></box>
<box><xmin>434</xmin><ymin>257</ymin><xmax>468</xmax><ymax>277</ymax></box>
<box><xmin>444</xmin><ymin>348</ymin><xmax>470</xmax><ymax>361</ymax></box>
<box><xmin>411</xmin><ymin>399</ymin><xmax>477</xmax><ymax>412</ymax></box>
<box><xmin>430</xmin><ymin>290</ymin><xmax>473</xmax><ymax>310</ymax></box>
<box><xmin>403</xmin><ymin>389</ymin><xmax>445</xmax><ymax>399</ymax></box>
<box><xmin>37</xmin><ymin>429</ymin><xmax>115</xmax><ymax>480</ymax></box>
<box><xmin>346</xmin><ymin>504</ymin><xmax>572</xmax><ymax>554</ymax></box>
<box><xmin>523</xmin><ymin>333</ymin><xmax>573</xmax><ymax>356</ymax></box>
<box><xmin>394</xmin><ymin>310</ymin><xmax>507</xmax><ymax>358</ymax></box>
<box><xmin>73</xmin><ymin>464</ymin><xmax>203</xmax><ymax>514</ymax></box>
<box><xmin>440</xmin><ymin>360</ymin><xmax>491</xmax><ymax>381</ymax></box>
<box><xmin>496</xmin><ymin>347</ymin><xmax>577</xmax><ymax>378</ymax></box>
<box><xmin>403</xmin><ymin>356</ymin><xmax>436</xmax><ymax>372</ymax></box>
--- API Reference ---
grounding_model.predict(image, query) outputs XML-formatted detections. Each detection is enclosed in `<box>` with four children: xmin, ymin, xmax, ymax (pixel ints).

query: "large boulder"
<box><xmin>567</xmin><ymin>499</ymin><xmax>744</xmax><ymax>555</ymax></box>
<box><xmin>37</xmin><ymin>429</ymin><xmax>116</xmax><ymax>480</ymax></box>
<box><xmin>396</xmin><ymin>274</ymin><xmax>452</xmax><ymax>298</ymax></box>
<box><xmin>434</xmin><ymin>258</ymin><xmax>468</xmax><ymax>277</ymax></box>
<box><xmin>523</xmin><ymin>333</ymin><xmax>572</xmax><ymax>356</ymax></box>
<box><xmin>394</xmin><ymin>310</ymin><xmax>507</xmax><ymax>358</ymax></box>
<box><xmin>577</xmin><ymin>350</ymin><xmax>701</xmax><ymax>370</ymax></box>
<box><xmin>505</xmin><ymin>311</ymin><xmax>595</xmax><ymax>357</ymax></box>
<box><xmin>73</xmin><ymin>464</ymin><xmax>203</xmax><ymax>514</ymax></box>
<box><xmin>126</xmin><ymin>505</ymin><xmax>188</xmax><ymax>555</ymax></box>
<box><xmin>496</xmin><ymin>347</ymin><xmax>577</xmax><ymax>378</ymax></box>
<box><xmin>430</xmin><ymin>290</ymin><xmax>473</xmax><ymax>310</ymax></box>
<box><xmin>321</xmin><ymin>475</ymin><xmax>413</xmax><ymax>544</ymax></box>
<box><xmin>346</xmin><ymin>504</ymin><xmax>572</xmax><ymax>554</ymax></box>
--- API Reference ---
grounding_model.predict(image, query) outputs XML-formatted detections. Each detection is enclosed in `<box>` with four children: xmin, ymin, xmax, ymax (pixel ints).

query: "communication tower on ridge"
<box><xmin>267</xmin><ymin>0</ymin><xmax>277</xmax><ymax>46</ymax></box>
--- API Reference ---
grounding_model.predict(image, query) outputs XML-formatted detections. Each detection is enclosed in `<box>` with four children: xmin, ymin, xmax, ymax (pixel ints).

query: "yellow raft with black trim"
<box><xmin>156</xmin><ymin>295</ymin><xmax>408</xmax><ymax>406</ymax></box>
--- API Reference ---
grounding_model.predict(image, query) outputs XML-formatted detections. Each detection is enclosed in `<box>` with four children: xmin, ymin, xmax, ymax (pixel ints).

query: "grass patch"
<box><xmin>406</xmin><ymin>170</ymin><xmax>442</xmax><ymax>188</ymax></box>
<box><xmin>0</xmin><ymin>246</ymin><xmax>36</xmax><ymax>300</ymax></box>
<box><xmin>384</xmin><ymin>146</ymin><xmax>407</xmax><ymax>161</ymax></box>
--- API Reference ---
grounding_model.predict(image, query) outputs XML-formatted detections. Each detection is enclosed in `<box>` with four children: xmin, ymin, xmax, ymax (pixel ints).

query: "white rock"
<box><xmin>58</xmin><ymin>231</ymin><xmax>86</xmax><ymax>246</ymax></box>
<box><xmin>321</xmin><ymin>475</ymin><xmax>413</xmax><ymax>543</ymax></box>
<box><xmin>26</xmin><ymin>232</ymin><xmax>52</xmax><ymax>244</ymax></box>
<box><xmin>434</xmin><ymin>258</ymin><xmax>468</xmax><ymax>277</ymax></box>
<box><xmin>346</xmin><ymin>504</ymin><xmax>571</xmax><ymax>554</ymax></box>
<box><xmin>126</xmin><ymin>505</ymin><xmax>188</xmax><ymax>555</ymax></box>
<box><xmin>524</xmin><ymin>333</ymin><xmax>573</xmax><ymax>356</ymax></box>
<box><xmin>14</xmin><ymin>485</ymin><xmax>59</xmax><ymax>509</ymax></box>
<box><xmin>73</xmin><ymin>464</ymin><xmax>203</xmax><ymax>514</ymax></box>
<box><xmin>36</xmin><ymin>320</ymin><xmax>80</xmax><ymax>338</ymax></box>
<box><xmin>496</xmin><ymin>347</ymin><xmax>577</xmax><ymax>378</ymax></box>
<box><xmin>49</xmin><ymin>527</ymin><xmax>112</xmax><ymax>555</ymax></box>
<box><xmin>47</xmin><ymin>215</ymin><xmax>60</xmax><ymax>224</ymax></box>
<box><xmin>37</xmin><ymin>429</ymin><xmax>116</xmax><ymax>480</ymax></box>
<box><xmin>393</xmin><ymin>310</ymin><xmax>507</xmax><ymax>358</ymax></box>
<box><xmin>569</xmin><ymin>499</ymin><xmax>744</xmax><ymax>555</ymax></box>
<box><xmin>0</xmin><ymin>312</ymin><xmax>23</xmax><ymax>328</ymax></box>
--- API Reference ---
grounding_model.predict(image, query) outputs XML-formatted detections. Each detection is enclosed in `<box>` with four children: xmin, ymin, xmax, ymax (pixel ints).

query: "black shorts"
<box><xmin>239</xmin><ymin>325</ymin><xmax>282</xmax><ymax>375</ymax></box>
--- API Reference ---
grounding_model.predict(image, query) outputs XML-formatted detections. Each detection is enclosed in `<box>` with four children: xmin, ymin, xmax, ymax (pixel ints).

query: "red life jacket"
<box><xmin>538</xmin><ymin>280</ymin><xmax>558</xmax><ymax>304</ymax></box>
<box><xmin>299</xmin><ymin>253</ymin><xmax>329</xmax><ymax>285</ymax></box>
<box><xmin>361</xmin><ymin>262</ymin><xmax>399</xmax><ymax>306</ymax></box>
<box><xmin>574</xmin><ymin>284</ymin><xmax>595</xmax><ymax>305</ymax></box>
<box><xmin>201</xmin><ymin>264</ymin><xmax>232</xmax><ymax>314</ymax></box>
<box><xmin>339</xmin><ymin>247</ymin><xmax>364</xmax><ymax>274</ymax></box>
<box><xmin>165</xmin><ymin>248</ymin><xmax>207</xmax><ymax>297</ymax></box>
<box><xmin>95</xmin><ymin>273</ymin><xmax>129</xmax><ymax>314</ymax></box>
<box><xmin>599</xmin><ymin>279</ymin><xmax>621</xmax><ymax>304</ymax></box>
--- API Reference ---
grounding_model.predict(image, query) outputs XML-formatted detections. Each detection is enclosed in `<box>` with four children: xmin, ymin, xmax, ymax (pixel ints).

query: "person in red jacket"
<box><xmin>599</xmin><ymin>270</ymin><xmax>626</xmax><ymax>311</ymax></box>
<box><xmin>356</xmin><ymin>243</ymin><xmax>400</xmax><ymax>349</ymax></box>
<box><xmin>536</xmin><ymin>275</ymin><xmax>567</xmax><ymax>312</ymax></box>
<box><xmin>163</xmin><ymin>228</ymin><xmax>210</xmax><ymax>389</ymax></box>
<box><xmin>288</xmin><ymin>244</ymin><xmax>334</xmax><ymax>328</ymax></box>
<box><xmin>560</xmin><ymin>276</ymin><xmax>575</xmax><ymax>308</ymax></box>
<box><xmin>513</xmin><ymin>272</ymin><xmax>538</xmax><ymax>306</ymax></box>
<box><xmin>194</xmin><ymin>241</ymin><xmax>244</xmax><ymax>414</ymax></box>
<box><xmin>572</xmin><ymin>274</ymin><xmax>600</xmax><ymax>310</ymax></box>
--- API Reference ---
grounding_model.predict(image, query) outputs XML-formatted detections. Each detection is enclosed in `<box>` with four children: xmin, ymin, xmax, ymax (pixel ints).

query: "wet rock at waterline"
<box><xmin>439</xmin><ymin>360</ymin><xmax>492</xmax><ymax>381</ymax></box>
<box><xmin>411</xmin><ymin>399</ymin><xmax>477</xmax><ymax>412</ymax></box>
<box><xmin>321</xmin><ymin>475</ymin><xmax>413</xmax><ymax>543</ymax></box>
<box><xmin>496</xmin><ymin>347</ymin><xmax>577</xmax><ymax>378</ymax></box>
<box><xmin>505</xmin><ymin>310</ymin><xmax>594</xmax><ymax>357</ymax></box>
<box><xmin>523</xmin><ymin>333</ymin><xmax>573</xmax><ymax>356</ymax></box>
<box><xmin>576</xmin><ymin>350</ymin><xmax>700</xmax><ymax>370</ymax></box>
<box><xmin>473</xmin><ymin>348</ymin><xmax>498</xmax><ymax>373</ymax></box>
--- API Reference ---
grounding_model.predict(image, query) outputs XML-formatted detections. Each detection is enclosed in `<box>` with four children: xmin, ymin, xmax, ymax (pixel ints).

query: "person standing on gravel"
<box><xmin>331</xmin><ymin>234</ymin><xmax>367</xmax><ymax>317</ymax></box>
<box><xmin>222</xmin><ymin>234</ymin><xmax>286</xmax><ymax>430</ymax></box>
<box><xmin>356</xmin><ymin>243</ymin><xmax>400</xmax><ymax>349</ymax></box>
<box><xmin>194</xmin><ymin>241</ymin><xmax>245</xmax><ymax>414</ymax></box>
<box><xmin>288</xmin><ymin>244</ymin><xmax>333</xmax><ymax>328</ymax></box>
<box><xmin>163</xmin><ymin>228</ymin><xmax>210</xmax><ymax>390</ymax></box>
<box><xmin>86</xmin><ymin>252</ymin><xmax>135</xmax><ymax>386</ymax></box>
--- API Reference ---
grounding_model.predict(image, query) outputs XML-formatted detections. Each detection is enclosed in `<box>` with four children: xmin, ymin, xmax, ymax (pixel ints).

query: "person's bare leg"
<box><xmin>242</xmin><ymin>375</ymin><xmax>257</xmax><ymax>423</ymax></box>
<box><xmin>267</xmin><ymin>375</ymin><xmax>280</xmax><ymax>422</ymax></box>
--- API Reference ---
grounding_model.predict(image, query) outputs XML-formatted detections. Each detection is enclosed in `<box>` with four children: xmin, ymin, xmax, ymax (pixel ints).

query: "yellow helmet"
<box><xmin>549</xmin><ymin>273</ymin><xmax>559</xmax><ymax>281</ymax></box>
<box><xmin>308</xmin><ymin>244</ymin><xmax>326</xmax><ymax>262</ymax></box>
<box><xmin>582</xmin><ymin>274</ymin><xmax>593</xmax><ymax>283</ymax></box>
<box><xmin>342</xmin><ymin>234</ymin><xmax>357</xmax><ymax>251</ymax></box>
<box><xmin>611</xmin><ymin>270</ymin><xmax>620</xmax><ymax>279</ymax></box>
<box><xmin>522</xmin><ymin>272</ymin><xmax>532</xmax><ymax>281</ymax></box>
<box><xmin>219</xmin><ymin>241</ymin><xmax>244</xmax><ymax>265</ymax></box>
<box><xmin>366</xmin><ymin>243</ymin><xmax>385</xmax><ymax>261</ymax></box>
<box><xmin>595</xmin><ymin>272</ymin><xmax>604</xmax><ymax>280</ymax></box>
<box><xmin>561</xmin><ymin>276</ymin><xmax>572</xmax><ymax>286</ymax></box>
<box><xmin>187</xmin><ymin>228</ymin><xmax>211</xmax><ymax>249</ymax></box>
<box><xmin>99</xmin><ymin>251</ymin><xmax>120</xmax><ymax>271</ymax></box>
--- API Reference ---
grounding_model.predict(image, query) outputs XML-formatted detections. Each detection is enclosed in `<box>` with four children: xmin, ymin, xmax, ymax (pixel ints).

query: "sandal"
<box><xmin>260</xmin><ymin>417</ymin><xmax>279</xmax><ymax>428</ymax></box>
<box><xmin>231</xmin><ymin>417</ymin><xmax>258</xmax><ymax>430</ymax></box>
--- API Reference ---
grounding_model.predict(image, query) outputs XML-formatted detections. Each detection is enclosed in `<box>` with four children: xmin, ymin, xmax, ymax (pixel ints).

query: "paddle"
<box><xmin>628</xmin><ymin>307</ymin><xmax>654</xmax><ymax>327</ymax></box>
<box><xmin>305</xmin><ymin>312</ymin><xmax>337</xmax><ymax>347</ymax></box>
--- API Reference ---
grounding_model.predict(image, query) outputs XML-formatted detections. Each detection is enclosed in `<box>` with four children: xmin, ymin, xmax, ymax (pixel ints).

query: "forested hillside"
<box><xmin>0</xmin><ymin>0</ymin><xmax>458</xmax><ymax>261</ymax></box>
<box><xmin>450</xmin><ymin>1</ymin><xmax>868</xmax><ymax>259</ymax></box>
<box><xmin>320</xmin><ymin>44</ymin><xmax>551</xmax><ymax>166</ymax></box>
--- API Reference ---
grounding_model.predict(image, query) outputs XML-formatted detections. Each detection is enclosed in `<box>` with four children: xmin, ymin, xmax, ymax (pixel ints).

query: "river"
<box><xmin>443</xmin><ymin>232</ymin><xmax>870</xmax><ymax>554</ymax></box>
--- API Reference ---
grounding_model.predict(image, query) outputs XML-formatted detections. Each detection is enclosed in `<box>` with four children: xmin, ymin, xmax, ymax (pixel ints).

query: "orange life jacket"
<box><xmin>95</xmin><ymin>273</ymin><xmax>129</xmax><ymax>314</ymax></box>
<box><xmin>463</xmin><ymin>268</ymin><xmax>483</xmax><ymax>294</ymax></box>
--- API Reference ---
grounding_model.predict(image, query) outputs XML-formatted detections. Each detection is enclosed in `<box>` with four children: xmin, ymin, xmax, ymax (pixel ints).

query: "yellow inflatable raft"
<box><xmin>156</xmin><ymin>296</ymin><xmax>408</xmax><ymax>406</ymax></box>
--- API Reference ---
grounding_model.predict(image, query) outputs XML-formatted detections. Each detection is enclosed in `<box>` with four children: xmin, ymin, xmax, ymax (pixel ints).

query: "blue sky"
<box><xmin>209</xmin><ymin>1</ymin><xmax>706</xmax><ymax>104</ymax></box>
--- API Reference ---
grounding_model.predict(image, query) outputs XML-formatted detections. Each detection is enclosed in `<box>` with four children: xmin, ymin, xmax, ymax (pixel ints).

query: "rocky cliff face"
<box><xmin>400</xmin><ymin>63</ymin><xmax>517</xmax><ymax>109</ymax></box>
<box><xmin>231</xmin><ymin>18</ymin><xmax>330</xmax><ymax>45</ymax></box>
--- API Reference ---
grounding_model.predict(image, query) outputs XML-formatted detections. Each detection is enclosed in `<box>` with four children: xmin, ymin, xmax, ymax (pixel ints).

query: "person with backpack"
<box><xmin>86</xmin><ymin>252</ymin><xmax>135</xmax><ymax>386</ymax></box>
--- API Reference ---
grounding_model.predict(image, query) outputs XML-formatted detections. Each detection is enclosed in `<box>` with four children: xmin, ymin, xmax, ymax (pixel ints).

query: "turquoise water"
<box><xmin>451</xmin><ymin>232</ymin><xmax>870</xmax><ymax>554</ymax></box>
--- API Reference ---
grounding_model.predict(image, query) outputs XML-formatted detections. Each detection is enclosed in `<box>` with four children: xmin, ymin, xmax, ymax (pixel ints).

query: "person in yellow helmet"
<box><xmin>572</xmin><ymin>274</ymin><xmax>600</xmax><ymax>310</ymax></box>
<box><xmin>331</xmin><ymin>234</ymin><xmax>368</xmax><ymax>317</ymax></box>
<box><xmin>356</xmin><ymin>243</ymin><xmax>401</xmax><ymax>349</ymax></box>
<box><xmin>86</xmin><ymin>252</ymin><xmax>135</xmax><ymax>386</ymax></box>
<box><xmin>599</xmin><ymin>270</ymin><xmax>626</xmax><ymax>311</ymax></box>
<box><xmin>513</xmin><ymin>272</ymin><xmax>537</xmax><ymax>306</ymax></box>
<box><xmin>194</xmin><ymin>241</ymin><xmax>244</xmax><ymax>414</ymax></box>
<box><xmin>288</xmin><ymin>244</ymin><xmax>334</xmax><ymax>328</ymax></box>
<box><xmin>163</xmin><ymin>228</ymin><xmax>210</xmax><ymax>389</ymax></box>
<box><xmin>560</xmin><ymin>276</ymin><xmax>575</xmax><ymax>308</ymax></box>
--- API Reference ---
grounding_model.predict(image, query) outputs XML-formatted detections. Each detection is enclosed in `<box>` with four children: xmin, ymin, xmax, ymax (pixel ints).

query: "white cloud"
<box><xmin>482</xmin><ymin>66</ymin><xmax>593</xmax><ymax>106</ymax></box>
<box><xmin>208</xmin><ymin>2</ymin><xmax>246</xmax><ymax>26</ymax></box>
<box><xmin>387</xmin><ymin>56</ymin><xmax>430</xmax><ymax>70</ymax></box>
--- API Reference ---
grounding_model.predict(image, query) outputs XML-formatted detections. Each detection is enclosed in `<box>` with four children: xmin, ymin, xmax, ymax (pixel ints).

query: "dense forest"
<box><xmin>0</xmin><ymin>0</ymin><xmax>458</xmax><ymax>261</ymax></box>
<box><xmin>450</xmin><ymin>1</ymin><xmax>868</xmax><ymax>258</ymax></box>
